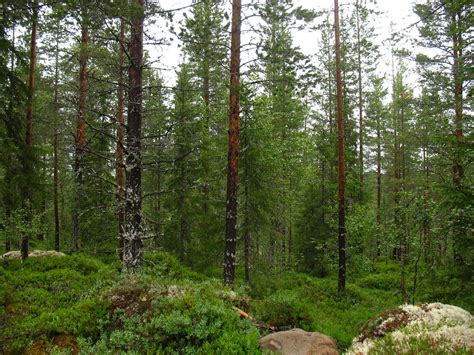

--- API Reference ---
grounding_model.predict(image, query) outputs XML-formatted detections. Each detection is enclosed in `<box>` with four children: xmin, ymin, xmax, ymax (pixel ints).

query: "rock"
<box><xmin>259</xmin><ymin>328</ymin><xmax>339</xmax><ymax>355</ymax></box>
<box><xmin>347</xmin><ymin>303</ymin><xmax>474</xmax><ymax>354</ymax></box>
<box><xmin>1</xmin><ymin>250</ymin><xmax>66</xmax><ymax>260</ymax></box>
<box><xmin>1</xmin><ymin>251</ymin><xmax>21</xmax><ymax>259</ymax></box>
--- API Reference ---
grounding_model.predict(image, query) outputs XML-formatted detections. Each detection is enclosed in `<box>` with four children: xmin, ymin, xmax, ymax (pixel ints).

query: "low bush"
<box><xmin>253</xmin><ymin>289</ymin><xmax>313</xmax><ymax>329</ymax></box>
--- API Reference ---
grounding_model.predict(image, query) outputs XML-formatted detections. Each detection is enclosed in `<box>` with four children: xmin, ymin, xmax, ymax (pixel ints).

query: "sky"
<box><xmin>153</xmin><ymin>0</ymin><xmax>420</xmax><ymax>86</ymax></box>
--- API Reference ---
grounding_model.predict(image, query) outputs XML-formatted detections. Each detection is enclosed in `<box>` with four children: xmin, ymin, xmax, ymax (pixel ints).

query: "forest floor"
<box><xmin>1</xmin><ymin>252</ymin><xmax>472</xmax><ymax>354</ymax></box>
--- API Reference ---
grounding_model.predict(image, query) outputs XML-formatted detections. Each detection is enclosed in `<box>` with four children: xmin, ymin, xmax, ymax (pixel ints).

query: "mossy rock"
<box><xmin>348</xmin><ymin>303</ymin><xmax>474</xmax><ymax>354</ymax></box>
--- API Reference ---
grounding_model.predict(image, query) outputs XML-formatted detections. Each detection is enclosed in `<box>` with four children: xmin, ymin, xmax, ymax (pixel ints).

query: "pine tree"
<box><xmin>123</xmin><ymin>0</ymin><xmax>145</xmax><ymax>271</ymax></box>
<box><xmin>415</xmin><ymin>0</ymin><xmax>472</xmax><ymax>264</ymax></box>
<box><xmin>21</xmin><ymin>0</ymin><xmax>38</xmax><ymax>260</ymax></box>
<box><xmin>72</xmin><ymin>1</ymin><xmax>89</xmax><ymax>252</ymax></box>
<box><xmin>334</xmin><ymin>0</ymin><xmax>346</xmax><ymax>292</ymax></box>
<box><xmin>224</xmin><ymin>0</ymin><xmax>241</xmax><ymax>286</ymax></box>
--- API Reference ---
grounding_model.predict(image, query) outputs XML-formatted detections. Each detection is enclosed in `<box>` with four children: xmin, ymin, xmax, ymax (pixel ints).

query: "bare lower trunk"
<box><xmin>334</xmin><ymin>0</ymin><xmax>346</xmax><ymax>292</ymax></box>
<box><xmin>53</xmin><ymin>132</ymin><xmax>60</xmax><ymax>251</ymax></box>
<box><xmin>202</xmin><ymin>63</ymin><xmax>210</xmax><ymax>214</ymax></box>
<box><xmin>72</xmin><ymin>9</ymin><xmax>88</xmax><ymax>252</ymax></box>
<box><xmin>244</xmin><ymin>130</ymin><xmax>250</xmax><ymax>283</ymax></box>
<box><xmin>22</xmin><ymin>2</ymin><xmax>38</xmax><ymax>261</ymax></box>
<box><xmin>451</xmin><ymin>12</ymin><xmax>464</xmax><ymax>263</ymax></box>
<box><xmin>123</xmin><ymin>0</ymin><xmax>145</xmax><ymax>271</ymax></box>
<box><xmin>178</xmin><ymin>181</ymin><xmax>189</xmax><ymax>262</ymax></box>
<box><xmin>356</xmin><ymin>0</ymin><xmax>363</xmax><ymax>201</ymax></box>
<box><xmin>223</xmin><ymin>0</ymin><xmax>241</xmax><ymax>286</ymax></box>
<box><xmin>376</xmin><ymin>114</ymin><xmax>381</xmax><ymax>255</ymax></box>
<box><xmin>53</xmin><ymin>20</ymin><xmax>60</xmax><ymax>252</ymax></box>
<box><xmin>116</xmin><ymin>19</ymin><xmax>126</xmax><ymax>261</ymax></box>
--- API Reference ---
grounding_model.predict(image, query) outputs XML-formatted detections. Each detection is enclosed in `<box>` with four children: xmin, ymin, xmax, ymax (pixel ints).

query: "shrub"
<box><xmin>254</xmin><ymin>289</ymin><xmax>313</xmax><ymax>329</ymax></box>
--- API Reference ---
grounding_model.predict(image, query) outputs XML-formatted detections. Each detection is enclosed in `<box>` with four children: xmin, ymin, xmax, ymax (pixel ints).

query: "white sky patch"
<box><xmin>152</xmin><ymin>0</ymin><xmax>421</xmax><ymax>89</ymax></box>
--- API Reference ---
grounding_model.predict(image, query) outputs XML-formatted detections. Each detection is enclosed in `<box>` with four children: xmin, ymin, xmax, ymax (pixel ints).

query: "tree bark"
<box><xmin>123</xmin><ymin>0</ymin><xmax>145</xmax><ymax>271</ymax></box>
<box><xmin>5</xmin><ymin>26</ymin><xmax>15</xmax><ymax>253</ymax></box>
<box><xmin>53</xmin><ymin>19</ymin><xmax>61</xmax><ymax>252</ymax></box>
<box><xmin>116</xmin><ymin>19</ymin><xmax>126</xmax><ymax>262</ymax></box>
<box><xmin>452</xmin><ymin>12</ymin><xmax>464</xmax><ymax>188</ymax></box>
<box><xmin>244</xmin><ymin>126</ymin><xmax>250</xmax><ymax>283</ymax></box>
<box><xmin>334</xmin><ymin>0</ymin><xmax>346</xmax><ymax>292</ymax></box>
<box><xmin>72</xmin><ymin>6</ymin><xmax>88</xmax><ymax>252</ymax></box>
<box><xmin>22</xmin><ymin>2</ymin><xmax>38</xmax><ymax>261</ymax></box>
<box><xmin>451</xmin><ymin>12</ymin><xmax>465</xmax><ymax>264</ymax></box>
<box><xmin>376</xmin><ymin>111</ymin><xmax>381</xmax><ymax>255</ymax></box>
<box><xmin>356</xmin><ymin>0</ymin><xmax>364</xmax><ymax>201</ymax></box>
<box><xmin>224</xmin><ymin>0</ymin><xmax>241</xmax><ymax>286</ymax></box>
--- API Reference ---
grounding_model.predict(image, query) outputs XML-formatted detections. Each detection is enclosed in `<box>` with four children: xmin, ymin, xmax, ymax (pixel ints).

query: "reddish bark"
<box><xmin>72</xmin><ymin>9</ymin><xmax>89</xmax><ymax>252</ymax></box>
<box><xmin>224</xmin><ymin>0</ymin><xmax>241</xmax><ymax>286</ymax></box>
<box><xmin>21</xmin><ymin>2</ymin><xmax>38</xmax><ymax>261</ymax></box>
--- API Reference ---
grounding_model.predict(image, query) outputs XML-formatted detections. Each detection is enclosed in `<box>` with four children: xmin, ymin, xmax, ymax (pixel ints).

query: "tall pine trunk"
<box><xmin>53</xmin><ymin>21</ymin><xmax>60</xmax><ymax>251</ymax></box>
<box><xmin>5</xmin><ymin>26</ymin><xmax>16</xmax><ymax>253</ymax></box>
<box><xmin>356</xmin><ymin>0</ymin><xmax>364</xmax><ymax>201</ymax></box>
<box><xmin>224</xmin><ymin>0</ymin><xmax>241</xmax><ymax>286</ymax></box>
<box><xmin>72</xmin><ymin>7</ymin><xmax>88</xmax><ymax>252</ymax></box>
<box><xmin>376</xmin><ymin>112</ymin><xmax>381</xmax><ymax>255</ymax></box>
<box><xmin>116</xmin><ymin>19</ymin><xmax>126</xmax><ymax>261</ymax></box>
<box><xmin>123</xmin><ymin>0</ymin><xmax>144</xmax><ymax>271</ymax></box>
<box><xmin>334</xmin><ymin>0</ymin><xmax>346</xmax><ymax>292</ymax></box>
<box><xmin>22</xmin><ymin>2</ymin><xmax>38</xmax><ymax>261</ymax></box>
<box><xmin>243</xmin><ymin>125</ymin><xmax>250</xmax><ymax>283</ymax></box>
<box><xmin>451</xmin><ymin>12</ymin><xmax>465</xmax><ymax>263</ymax></box>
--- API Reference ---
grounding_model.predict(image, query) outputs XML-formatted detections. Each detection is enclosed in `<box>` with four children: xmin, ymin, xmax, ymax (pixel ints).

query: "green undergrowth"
<box><xmin>1</xmin><ymin>253</ymin><xmax>471</xmax><ymax>353</ymax></box>
<box><xmin>0</xmin><ymin>253</ymin><xmax>260</xmax><ymax>354</ymax></box>
<box><xmin>249</xmin><ymin>269</ymin><xmax>400</xmax><ymax>350</ymax></box>
<box><xmin>247</xmin><ymin>259</ymin><xmax>472</xmax><ymax>350</ymax></box>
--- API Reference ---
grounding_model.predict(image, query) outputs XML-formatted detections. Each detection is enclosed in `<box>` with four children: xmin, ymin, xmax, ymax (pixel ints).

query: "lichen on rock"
<box><xmin>347</xmin><ymin>303</ymin><xmax>474</xmax><ymax>354</ymax></box>
<box><xmin>1</xmin><ymin>250</ymin><xmax>66</xmax><ymax>259</ymax></box>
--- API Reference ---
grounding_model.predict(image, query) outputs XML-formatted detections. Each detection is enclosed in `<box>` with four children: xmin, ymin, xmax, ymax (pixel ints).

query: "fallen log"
<box><xmin>232</xmin><ymin>306</ymin><xmax>278</xmax><ymax>332</ymax></box>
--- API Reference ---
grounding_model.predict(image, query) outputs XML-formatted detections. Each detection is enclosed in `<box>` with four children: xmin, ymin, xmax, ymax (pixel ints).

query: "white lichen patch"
<box><xmin>1</xmin><ymin>250</ymin><xmax>66</xmax><ymax>259</ymax></box>
<box><xmin>400</xmin><ymin>303</ymin><xmax>472</xmax><ymax>327</ymax></box>
<box><xmin>346</xmin><ymin>303</ymin><xmax>474</xmax><ymax>354</ymax></box>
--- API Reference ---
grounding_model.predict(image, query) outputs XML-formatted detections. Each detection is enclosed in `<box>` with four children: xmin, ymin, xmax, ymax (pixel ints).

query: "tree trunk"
<box><xmin>356</xmin><ymin>0</ymin><xmax>364</xmax><ymax>201</ymax></box>
<box><xmin>123</xmin><ymin>0</ymin><xmax>145</xmax><ymax>271</ymax></box>
<box><xmin>72</xmin><ymin>7</ymin><xmax>88</xmax><ymax>252</ymax></box>
<box><xmin>452</xmin><ymin>13</ymin><xmax>464</xmax><ymax>188</ymax></box>
<box><xmin>451</xmin><ymin>12</ymin><xmax>465</xmax><ymax>264</ymax></box>
<box><xmin>178</xmin><ymin>182</ymin><xmax>188</xmax><ymax>262</ymax></box>
<box><xmin>244</xmin><ymin>128</ymin><xmax>250</xmax><ymax>283</ymax></box>
<box><xmin>202</xmin><ymin>60</ymin><xmax>211</xmax><ymax>215</ymax></box>
<box><xmin>22</xmin><ymin>2</ymin><xmax>38</xmax><ymax>261</ymax></box>
<box><xmin>53</xmin><ymin>133</ymin><xmax>60</xmax><ymax>251</ymax></box>
<box><xmin>5</xmin><ymin>26</ymin><xmax>15</xmax><ymax>253</ymax></box>
<box><xmin>376</xmin><ymin>112</ymin><xmax>381</xmax><ymax>255</ymax></box>
<box><xmin>224</xmin><ymin>0</ymin><xmax>241</xmax><ymax>286</ymax></box>
<box><xmin>334</xmin><ymin>0</ymin><xmax>346</xmax><ymax>292</ymax></box>
<box><xmin>116</xmin><ymin>19</ymin><xmax>126</xmax><ymax>261</ymax></box>
<box><xmin>53</xmin><ymin>19</ymin><xmax>60</xmax><ymax>252</ymax></box>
